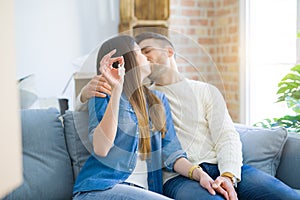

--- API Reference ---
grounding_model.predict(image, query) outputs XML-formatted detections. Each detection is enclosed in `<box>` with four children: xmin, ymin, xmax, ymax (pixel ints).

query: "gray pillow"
<box><xmin>63</xmin><ymin>111</ymin><xmax>92</xmax><ymax>180</ymax></box>
<box><xmin>3</xmin><ymin>108</ymin><xmax>74</xmax><ymax>200</ymax></box>
<box><xmin>235</xmin><ymin>124</ymin><xmax>288</xmax><ymax>176</ymax></box>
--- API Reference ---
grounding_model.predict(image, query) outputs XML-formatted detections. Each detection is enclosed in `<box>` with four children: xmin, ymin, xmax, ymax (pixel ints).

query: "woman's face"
<box><xmin>134</xmin><ymin>44</ymin><xmax>151</xmax><ymax>81</ymax></box>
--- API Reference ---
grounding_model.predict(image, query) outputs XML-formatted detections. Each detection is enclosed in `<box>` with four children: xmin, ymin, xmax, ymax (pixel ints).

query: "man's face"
<box><xmin>138</xmin><ymin>38</ymin><xmax>169</xmax><ymax>66</ymax></box>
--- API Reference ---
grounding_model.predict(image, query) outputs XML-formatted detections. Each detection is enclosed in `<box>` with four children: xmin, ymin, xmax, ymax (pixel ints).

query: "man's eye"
<box><xmin>143</xmin><ymin>49</ymin><xmax>151</xmax><ymax>54</ymax></box>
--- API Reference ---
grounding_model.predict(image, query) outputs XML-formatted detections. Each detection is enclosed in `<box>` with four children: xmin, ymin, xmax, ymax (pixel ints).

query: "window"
<box><xmin>242</xmin><ymin>0</ymin><xmax>297</xmax><ymax>125</ymax></box>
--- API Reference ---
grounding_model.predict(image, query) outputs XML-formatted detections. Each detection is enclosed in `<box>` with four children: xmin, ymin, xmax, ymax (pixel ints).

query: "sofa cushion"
<box><xmin>235</xmin><ymin>124</ymin><xmax>288</xmax><ymax>176</ymax></box>
<box><xmin>62</xmin><ymin>111</ymin><xmax>289</xmax><ymax>179</ymax></box>
<box><xmin>276</xmin><ymin>132</ymin><xmax>300</xmax><ymax>189</ymax></box>
<box><xmin>3</xmin><ymin>108</ymin><xmax>74</xmax><ymax>200</ymax></box>
<box><xmin>63</xmin><ymin>111</ymin><xmax>92</xmax><ymax>180</ymax></box>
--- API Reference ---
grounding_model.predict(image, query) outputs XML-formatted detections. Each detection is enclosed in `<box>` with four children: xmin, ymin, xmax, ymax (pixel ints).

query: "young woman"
<box><xmin>73</xmin><ymin>35</ymin><xmax>214</xmax><ymax>200</ymax></box>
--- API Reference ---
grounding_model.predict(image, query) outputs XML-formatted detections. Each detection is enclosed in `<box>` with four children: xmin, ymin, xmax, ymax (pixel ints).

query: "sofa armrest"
<box><xmin>276</xmin><ymin>132</ymin><xmax>300</xmax><ymax>189</ymax></box>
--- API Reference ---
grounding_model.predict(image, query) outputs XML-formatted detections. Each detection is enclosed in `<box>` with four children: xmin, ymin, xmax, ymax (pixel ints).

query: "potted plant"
<box><xmin>254</xmin><ymin>64</ymin><xmax>300</xmax><ymax>133</ymax></box>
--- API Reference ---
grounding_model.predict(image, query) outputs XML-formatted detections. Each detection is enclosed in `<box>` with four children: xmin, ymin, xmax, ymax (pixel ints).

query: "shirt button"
<box><xmin>129</xmin><ymin>168</ymin><xmax>133</xmax><ymax>171</ymax></box>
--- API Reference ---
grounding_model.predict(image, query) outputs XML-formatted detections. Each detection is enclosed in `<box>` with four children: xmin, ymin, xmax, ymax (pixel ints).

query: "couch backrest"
<box><xmin>5</xmin><ymin>109</ymin><xmax>299</xmax><ymax>200</ymax></box>
<box><xmin>65</xmin><ymin>111</ymin><xmax>297</xmax><ymax>188</ymax></box>
<box><xmin>63</xmin><ymin>110</ymin><xmax>92</xmax><ymax>180</ymax></box>
<box><xmin>276</xmin><ymin>132</ymin><xmax>300</xmax><ymax>189</ymax></box>
<box><xmin>3</xmin><ymin>108</ymin><xmax>74</xmax><ymax>200</ymax></box>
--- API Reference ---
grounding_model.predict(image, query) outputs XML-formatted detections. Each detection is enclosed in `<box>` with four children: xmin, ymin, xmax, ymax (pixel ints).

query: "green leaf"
<box><xmin>253</xmin><ymin>118</ymin><xmax>274</xmax><ymax>128</ymax></box>
<box><xmin>277</xmin><ymin>86</ymin><xmax>292</xmax><ymax>94</ymax></box>
<box><xmin>281</xmin><ymin>73</ymin><xmax>300</xmax><ymax>82</ymax></box>
<box><xmin>291</xmin><ymin>103</ymin><xmax>300</xmax><ymax>113</ymax></box>
<box><xmin>292</xmin><ymin>90</ymin><xmax>300</xmax><ymax>99</ymax></box>
<box><xmin>261</xmin><ymin>64</ymin><xmax>300</xmax><ymax>133</ymax></box>
<box><xmin>276</xmin><ymin>95</ymin><xmax>285</xmax><ymax>103</ymax></box>
<box><xmin>278</xmin><ymin>82</ymin><xmax>299</xmax><ymax>89</ymax></box>
<box><xmin>291</xmin><ymin>65</ymin><xmax>300</xmax><ymax>72</ymax></box>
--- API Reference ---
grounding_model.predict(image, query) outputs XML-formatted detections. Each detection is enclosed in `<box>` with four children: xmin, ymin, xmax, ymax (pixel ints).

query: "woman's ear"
<box><xmin>167</xmin><ymin>47</ymin><xmax>175</xmax><ymax>58</ymax></box>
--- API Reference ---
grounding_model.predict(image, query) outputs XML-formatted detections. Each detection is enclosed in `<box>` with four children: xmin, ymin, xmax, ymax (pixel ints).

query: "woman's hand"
<box><xmin>193</xmin><ymin>169</ymin><xmax>220</xmax><ymax>197</ymax></box>
<box><xmin>193</xmin><ymin>168</ymin><xmax>238</xmax><ymax>200</ymax></box>
<box><xmin>99</xmin><ymin>49</ymin><xmax>125</xmax><ymax>92</ymax></box>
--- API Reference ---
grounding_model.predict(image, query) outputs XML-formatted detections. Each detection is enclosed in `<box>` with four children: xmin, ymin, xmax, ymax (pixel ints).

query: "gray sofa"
<box><xmin>2</xmin><ymin>108</ymin><xmax>300</xmax><ymax>200</ymax></box>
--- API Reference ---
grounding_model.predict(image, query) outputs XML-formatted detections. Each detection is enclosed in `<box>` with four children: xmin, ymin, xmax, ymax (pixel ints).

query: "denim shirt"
<box><xmin>73</xmin><ymin>90</ymin><xmax>186</xmax><ymax>195</ymax></box>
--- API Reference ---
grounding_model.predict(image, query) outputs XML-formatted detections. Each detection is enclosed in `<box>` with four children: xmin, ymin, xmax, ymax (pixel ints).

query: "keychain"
<box><xmin>118</xmin><ymin>62</ymin><xmax>125</xmax><ymax>77</ymax></box>
<box><xmin>112</xmin><ymin>61</ymin><xmax>125</xmax><ymax>77</ymax></box>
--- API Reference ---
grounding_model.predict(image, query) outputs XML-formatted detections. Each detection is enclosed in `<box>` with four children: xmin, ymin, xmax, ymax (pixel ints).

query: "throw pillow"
<box><xmin>63</xmin><ymin>111</ymin><xmax>92</xmax><ymax>180</ymax></box>
<box><xmin>235</xmin><ymin>124</ymin><xmax>288</xmax><ymax>176</ymax></box>
<box><xmin>3</xmin><ymin>108</ymin><xmax>73</xmax><ymax>200</ymax></box>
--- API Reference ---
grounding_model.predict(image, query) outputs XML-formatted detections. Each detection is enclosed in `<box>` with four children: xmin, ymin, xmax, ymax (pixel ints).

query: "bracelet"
<box><xmin>221</xmin><ymin>172</ymin><xmax>234</xmax><ymax>179</ymax></box>
<box><xmin>221</xmin><ymin>172</ymin><xmax>238</xmax><ymax>188</ymax></box>
<box><xmin>188</xmin><ymin>165</ymin><xmax>201</xmax><ymax>180</ymax></box>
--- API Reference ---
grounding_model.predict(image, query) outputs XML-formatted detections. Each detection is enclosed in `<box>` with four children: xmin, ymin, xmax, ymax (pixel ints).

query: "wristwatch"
<box><xmin>221</xmin><ymin>172</ymin><xmax>238</xmax><ymax>188</ymax></box>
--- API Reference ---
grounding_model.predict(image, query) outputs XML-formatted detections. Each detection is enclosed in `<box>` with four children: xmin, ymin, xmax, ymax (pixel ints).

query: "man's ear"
<box><xmin>167</xmin><ymin>47</ymin><xmax>175</xmax><ymax>57</ymax></box>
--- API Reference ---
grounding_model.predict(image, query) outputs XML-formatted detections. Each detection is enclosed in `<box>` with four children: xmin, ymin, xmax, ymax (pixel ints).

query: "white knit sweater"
<box><xmin>153</xmin><ymin>79</ymin><xmax>243</xmax><ymax>182</ymax></box>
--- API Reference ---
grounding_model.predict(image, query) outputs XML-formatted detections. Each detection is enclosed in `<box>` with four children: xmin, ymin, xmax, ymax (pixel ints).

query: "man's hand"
<box><xmin>194</xmin><ymin>169</ymin><xmax>237</xmax><ymax>200</ymax></box>
<box><xmin>80</xmin><ymin>75</ymin><xmax>112</xmax><ymax>103</ymax></box>
<box><xmin>212</xmin><ymin>176</ymin><xmax>238</xmax><ymax>200</ymax></box>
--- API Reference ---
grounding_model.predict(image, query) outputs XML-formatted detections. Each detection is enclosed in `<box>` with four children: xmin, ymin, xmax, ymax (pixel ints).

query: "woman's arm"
<box><xmin>91</xmin><ymin>49</ymin><xmax>124</xmax><ymax>157</ymax></box>
<box><xmin>92</xmin><ymin>87</ymin><xmax>122</xmax><ymax>157</ymax></box>
<box><xmin>173</xmin><ymin>158</ymin><xmax>216</xmax><ymax>195</ymax></box>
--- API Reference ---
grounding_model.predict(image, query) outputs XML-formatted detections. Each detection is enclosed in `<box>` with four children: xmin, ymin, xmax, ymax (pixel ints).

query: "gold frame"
<box><xmin>119</xmin><ymin>0</ymin><xmax>170</xmax><ymax>35</ymax></box>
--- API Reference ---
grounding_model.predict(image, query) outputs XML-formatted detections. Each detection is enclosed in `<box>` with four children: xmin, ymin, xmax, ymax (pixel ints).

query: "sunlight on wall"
<box><xmin>248</xmin><ymin>0</ymin><xmax>297</xmax><ymax>125</ymax></box>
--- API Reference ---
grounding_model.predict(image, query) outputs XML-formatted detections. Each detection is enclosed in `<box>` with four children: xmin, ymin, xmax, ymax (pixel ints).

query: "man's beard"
<box><xmin>147</xmin><ymin>63</ymin><xmax>170</xmax><ymax>83</ymax></box>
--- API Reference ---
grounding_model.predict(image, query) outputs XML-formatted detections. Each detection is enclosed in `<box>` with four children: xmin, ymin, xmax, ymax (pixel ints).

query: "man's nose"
<box><xmin>146</xmin><ymin>56</ymin><xmax>152</xmax><ymax>62</ymax></box>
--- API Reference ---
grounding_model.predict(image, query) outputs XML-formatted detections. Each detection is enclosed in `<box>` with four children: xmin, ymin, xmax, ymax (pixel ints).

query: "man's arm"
<box><xmin>204</xmin><ymin>84</ymin><xmax>243</xmax><ymax>179</ymax></box>
<box><xmin>74</xmin><ymin>75</ymin><xmax>111</xmax><ymax>111</ymax></box>
<box><xmin>203</xmin><ymin>84</ymin><xmax>241</xmax><ymax>200</ymax></box>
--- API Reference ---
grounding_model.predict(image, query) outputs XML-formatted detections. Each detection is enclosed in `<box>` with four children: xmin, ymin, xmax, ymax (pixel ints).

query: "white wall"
<box><xmin>14</xmin><ymin>0</ymin><xmax>119</xmax><ymax>99</ymax></box>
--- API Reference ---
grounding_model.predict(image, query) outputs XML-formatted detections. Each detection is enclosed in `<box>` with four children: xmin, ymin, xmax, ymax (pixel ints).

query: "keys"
<box><xmin>118</xmin><ymin>62</ymin><xmax>125</xmax><ymax>77</ymax></box>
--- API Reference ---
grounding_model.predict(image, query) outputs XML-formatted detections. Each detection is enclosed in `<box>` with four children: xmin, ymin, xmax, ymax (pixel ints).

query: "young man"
<box><xmin>76</xmin><ymin>32</ymin><xmax>300</xmax><ymax>200</ymax></box>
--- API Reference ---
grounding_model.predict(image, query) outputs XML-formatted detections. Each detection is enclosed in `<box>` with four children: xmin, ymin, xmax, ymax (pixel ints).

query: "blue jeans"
<box><xmin>73</xmin><ymin>184</ymin><xmax>173</xmax><ymax>200</ymax></box>
<box><xmin>163</xmin><ymin>163</ymin><xmax>300</xmax><ymax>200</ymax></box>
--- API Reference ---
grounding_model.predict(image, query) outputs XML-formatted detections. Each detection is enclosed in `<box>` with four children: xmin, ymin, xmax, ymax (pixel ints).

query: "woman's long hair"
<box><xmin>97</xmin><ymin>35</ymin><xmax>166</xmax><ymax>160</ymax></box>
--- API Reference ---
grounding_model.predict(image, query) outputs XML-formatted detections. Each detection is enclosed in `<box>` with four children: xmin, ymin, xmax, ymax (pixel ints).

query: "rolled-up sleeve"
<box><xmin>88</xmin><ymin>96</ymin><xmax>110</xmax><ymax>144</ymax></box>
<box><xmin>159</xmin><ymin>93</ymin><xmax>187</xmax><ymax>171</ymax></box>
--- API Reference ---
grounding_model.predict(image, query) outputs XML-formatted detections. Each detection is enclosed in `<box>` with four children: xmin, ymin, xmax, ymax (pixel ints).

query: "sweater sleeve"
<box><xmin>74</xmin><ymin>90</ymin><xmax>88</xmax><ymax>111</ymax></box>
<box><xmin>203</xmin><ymin>84</ymin><xmax>243</xmax><ymax>180</ymax></box>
